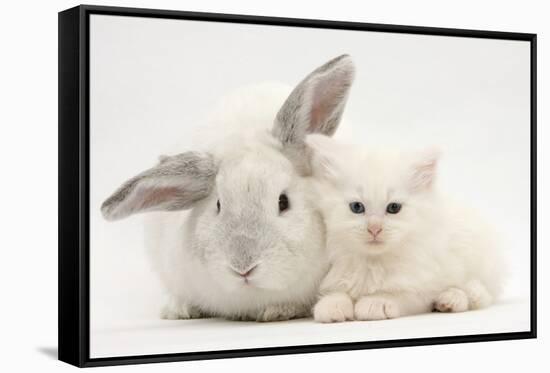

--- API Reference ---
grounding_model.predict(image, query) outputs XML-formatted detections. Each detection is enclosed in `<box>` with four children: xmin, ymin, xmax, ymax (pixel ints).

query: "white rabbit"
<box><xmin>101</xmin><ymin>55</ymin><xmax>356</xmax><ymax>321</ymax></box>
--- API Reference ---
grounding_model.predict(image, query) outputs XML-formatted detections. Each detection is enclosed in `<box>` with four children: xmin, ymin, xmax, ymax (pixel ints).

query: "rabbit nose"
<box><xmin>368</xmin><ymin>226</ymin><xmax>383</xmax><ymax>237</ymax></box>
<box><xmin>232</xmin><ymin>265</ymin><xmax>257</xmax><ymax>278</ymax></box>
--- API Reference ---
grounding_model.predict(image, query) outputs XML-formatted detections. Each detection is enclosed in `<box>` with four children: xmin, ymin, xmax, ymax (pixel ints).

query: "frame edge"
<box><xmin>58</xmin><ymin>4</ymin><xmax>537</xmax><ymax>367</ymax></box>
<box><xmin>529</xmin><ymin>33</ymin><xmax>537</xmax><ymax>338</ymax></box>
<box><xmin>79</xmin><ymin>3</ymin><xmax>536</xmax><ymax>40</ymax></box>
<box><xmin>58</xmin><ymin>5</ymin><xmax>86</xmax><ymax>368</ymax></box>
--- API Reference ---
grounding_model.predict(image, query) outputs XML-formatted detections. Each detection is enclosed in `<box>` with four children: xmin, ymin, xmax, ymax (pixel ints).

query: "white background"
<box><xmin>0</xmin><ymin>0</ymin><xmax>547</xmax><ymax>372</ymax></box>
<box><xmin>89</xmin><ymin>12</ymin><xmax>531</xmax><ymax>357</ymax></box>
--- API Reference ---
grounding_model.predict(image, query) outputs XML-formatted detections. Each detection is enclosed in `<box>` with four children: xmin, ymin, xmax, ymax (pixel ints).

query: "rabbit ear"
<box><xmin>273</xmin><ymin>54</ymin><xmax>355</xmax><ymax>146</ymax></box>
<box><xmin>101</xmin><ymin>152</ymin><xmax>217</xmax><ymax>221</ymax></box>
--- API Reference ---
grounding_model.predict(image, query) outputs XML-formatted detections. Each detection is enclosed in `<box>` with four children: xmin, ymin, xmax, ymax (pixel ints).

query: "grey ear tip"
<box><xmin>342</xmin><ymin>56</ymin><xmax>356</xmax><ymax>73</ymax></box>
<box><xmin>334</xmin><ymin>54</ymin><xmax>353</xmax><ymax>65</ymax></box>
<box><xmin>336</xmin><ymin>53</ymin><xmax>351</xmax><ymax>60</ymax></box>
<box><xmin>328</xmin><ymin>54</ymin><xmax>355</xmax><ymax>79</ymax></box>
<box><xmin>100</xmin><ymin>201</ymin><xmax>118</xmax><ymax>221</ymax></box>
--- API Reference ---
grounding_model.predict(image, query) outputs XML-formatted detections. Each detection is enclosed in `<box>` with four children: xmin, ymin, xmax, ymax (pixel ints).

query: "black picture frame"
<box><xmin>58</xmin><ymin>4</ymin><xmax>537</xmax><ymax>368</ymax></box>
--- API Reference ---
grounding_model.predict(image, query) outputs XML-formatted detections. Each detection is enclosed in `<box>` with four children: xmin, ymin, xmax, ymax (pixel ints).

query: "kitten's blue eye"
<box><xmin>349</xmin><ymin>201</ymin><xmax>365</xmax><ymax>214</ymax></box>
<box><xmin>386</xmin><ymin>202</ymin><xmax>402</xmax><ymax>214</ymax></box>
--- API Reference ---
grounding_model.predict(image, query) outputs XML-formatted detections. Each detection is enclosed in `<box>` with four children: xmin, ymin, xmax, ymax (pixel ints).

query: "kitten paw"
<box><xmin>354</xmin><ymin>296</ymin><xmax>400</xmax><ymax>320</ymax></box>
<box><xmin>314</xmin><ymin>293</ymin><xmax>354</xmax><ymax>323</ymax></box>
<box><xmin>256</xmin><ymin>304</ymin><xmax>308</xmax><ymax>322</ymax></box>
<box><xmin>434</xmin><ymin>288</ymin><xmax>469</xmax><ymax>312</ymax></box>
<box><xmin>464</xmin><ymin>280</ymin><xmax>493</xmax><ymax>310</ymax></box>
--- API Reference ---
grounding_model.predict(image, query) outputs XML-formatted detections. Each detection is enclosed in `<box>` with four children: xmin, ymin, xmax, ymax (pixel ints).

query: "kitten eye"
<box><xmin>349</xmin><ymin>201</ymin><xmax>365</xmax><ymax>214</ymax></box>
<box><xmin>279</xmin><ymin>194</ymin><xmax>289</xmax><ymax>213</ymax></box>
<box><xmin>386</xmin><ymin>202</ymin><xmax>402</xmax><ymax>214</ymax></box>
<box><xmin>216</xmin><ymin>199</ymin><xmax>221</xmax><ymax>213</ymax></box>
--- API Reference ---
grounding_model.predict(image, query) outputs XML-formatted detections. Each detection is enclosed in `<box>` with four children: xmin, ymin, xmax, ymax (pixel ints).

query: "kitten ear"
<box><xmin>305</xmin><ymin>134</ymin><xmax>341</xmax><ymax>179</ymax></box>
<box><xmin>408</xmin><ymin>148</ymin><xmax>441</xmax><ymax>191</ymax></box>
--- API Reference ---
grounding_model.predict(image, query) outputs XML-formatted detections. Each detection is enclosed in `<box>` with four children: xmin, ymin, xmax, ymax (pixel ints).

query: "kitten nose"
<box><xmin>368</xmin><ymin>226</ymin><xmax>383</xmax><ymax>237</ymax></box>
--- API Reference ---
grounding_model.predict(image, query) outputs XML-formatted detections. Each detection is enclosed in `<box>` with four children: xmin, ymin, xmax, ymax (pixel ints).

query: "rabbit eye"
<box><xmin>386</xmin><ymin>202</ymin><xmax>402</xmax><ymax>214</ymax></box>
<box><xmin>216</xmin><ymin>199</ymin><xmax>221</xmax><ymax>213</ymax></box>
<box><xmin>349</xmin><ymin>201</ymin><xmax>365</xmax><ymax>214</ymax></box>
<box><xmin>279</xmin><ymin>194</ymin><xmax>289</xmax><ymax>213</ymax></box>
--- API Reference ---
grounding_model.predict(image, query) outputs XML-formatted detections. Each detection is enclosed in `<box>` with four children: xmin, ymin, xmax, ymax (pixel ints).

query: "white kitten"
<box><xmin>306</xmin><ymin>134</ymin><xmax>505</xmax><ymax>323</ymax></box>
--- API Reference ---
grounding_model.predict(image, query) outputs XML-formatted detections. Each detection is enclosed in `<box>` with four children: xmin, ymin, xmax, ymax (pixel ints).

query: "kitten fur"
<box><xmin>306</xmin><ymin>134</ymin><xmax>506</xmax><ymax>323</ymax></box>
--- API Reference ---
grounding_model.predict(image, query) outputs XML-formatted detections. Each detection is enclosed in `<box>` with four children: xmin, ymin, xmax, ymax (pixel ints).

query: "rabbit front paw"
<box><xmin>160</xmin><ymin>298</ymin><xmax>204</xmax><ymax>320</ymax></box>
<box><xmin>256</xmin><ymin>303</ymin><xmax>309</xmax><ymax>322</ymax></box>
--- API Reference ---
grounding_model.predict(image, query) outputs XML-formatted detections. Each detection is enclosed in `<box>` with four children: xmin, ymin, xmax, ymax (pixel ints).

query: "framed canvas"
<box><xmin>58</xmin><ymin>4</ymin><xmax>537</xmax><ymax>368</ymax></box>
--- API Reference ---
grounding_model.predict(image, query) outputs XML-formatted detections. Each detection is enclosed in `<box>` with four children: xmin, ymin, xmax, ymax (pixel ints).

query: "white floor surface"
<box><xmin>90</xmin><ymin>297</ymin><xmax>530</xmax><ymax>358</ymax></box>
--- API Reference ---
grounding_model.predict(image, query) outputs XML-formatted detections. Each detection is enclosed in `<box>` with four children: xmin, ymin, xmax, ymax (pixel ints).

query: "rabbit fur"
<box><xmin>101</xmin><ymin>55</ymin><xmax>356</xmax><ymax>321</ymax></box>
